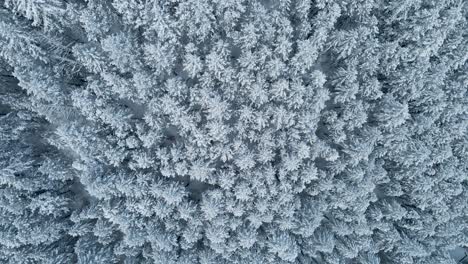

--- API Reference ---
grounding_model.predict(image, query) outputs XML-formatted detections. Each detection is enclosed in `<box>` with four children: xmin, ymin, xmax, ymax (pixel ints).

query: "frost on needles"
<box><xmin>0</xmin><ymin>0</ymin><xmax>467</xmax><ymax>263</ymax></box>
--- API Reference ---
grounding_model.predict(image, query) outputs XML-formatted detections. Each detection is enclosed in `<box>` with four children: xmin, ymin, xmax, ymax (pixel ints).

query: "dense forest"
<box><xmin>0</xmin><ymin>0</ymin><xmax>467</xmax><ymax>263</ymax></box>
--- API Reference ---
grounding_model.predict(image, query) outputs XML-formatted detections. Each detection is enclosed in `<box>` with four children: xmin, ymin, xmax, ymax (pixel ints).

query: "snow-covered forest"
<box><xmin>0</xmin><ymin>0</ymin><xmax>467</xmax><ymax>263</ymax></box>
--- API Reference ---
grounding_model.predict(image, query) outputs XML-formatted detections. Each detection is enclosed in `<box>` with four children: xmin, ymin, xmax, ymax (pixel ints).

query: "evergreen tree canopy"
<box><xmin>0</xmin><ymin>0</ymin><xmax>467</xmax><ymax>263</ymax></box>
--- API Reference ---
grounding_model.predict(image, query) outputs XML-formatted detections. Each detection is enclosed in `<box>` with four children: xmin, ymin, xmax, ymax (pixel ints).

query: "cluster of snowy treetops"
<box><xmin>0</xmin><ymin>0</ymin><xmax>467</xmax><ymax>263</ymax></box>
